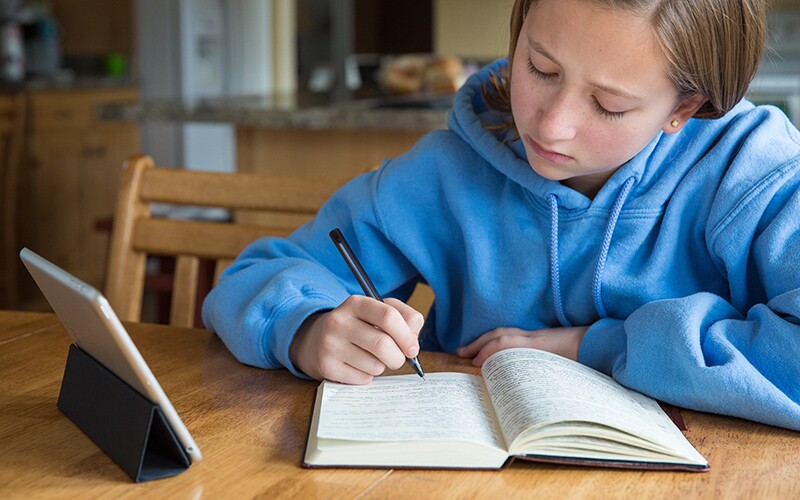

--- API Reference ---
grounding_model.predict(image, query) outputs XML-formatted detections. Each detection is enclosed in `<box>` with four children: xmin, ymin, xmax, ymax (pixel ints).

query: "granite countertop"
<box><xmin>99</xmin><ymin>92</ymin><xmax>452</xmax><ymax>132</ymax></box>
<box><xmin>0</xmin><ymin>74</ymin><xmax>138</xmax><ymax>92</ymax></box>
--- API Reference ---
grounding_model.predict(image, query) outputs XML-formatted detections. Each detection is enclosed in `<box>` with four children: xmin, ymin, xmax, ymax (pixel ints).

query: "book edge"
<box><xmin>507</xmin><ymin>454</ymin><xmax>710</xmax><ymax>472</ymax></box>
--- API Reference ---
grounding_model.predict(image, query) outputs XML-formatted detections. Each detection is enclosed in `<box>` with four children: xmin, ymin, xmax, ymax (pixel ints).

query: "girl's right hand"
<box><xmin>288</xmin><ymin>295</ymin><xmax>424</xmax><ymax>385</ymax></box>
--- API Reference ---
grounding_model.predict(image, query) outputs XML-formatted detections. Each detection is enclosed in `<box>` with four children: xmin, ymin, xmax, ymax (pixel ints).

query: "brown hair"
<box><xmin>483</xmin><ymin>0</ymin><xmax>767</xmax><ymax>131</ymax></box>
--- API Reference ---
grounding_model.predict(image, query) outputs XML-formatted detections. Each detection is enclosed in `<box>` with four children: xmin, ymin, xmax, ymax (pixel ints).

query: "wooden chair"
<box><xmin>0</xmin><ymin>93</ymin><xmax>26</xmax><ymax>310</ymax></box>
<box><xmin>105</xmin><ymin>154</ymin><xmax>353</xmax><ymax>328</ymax></box>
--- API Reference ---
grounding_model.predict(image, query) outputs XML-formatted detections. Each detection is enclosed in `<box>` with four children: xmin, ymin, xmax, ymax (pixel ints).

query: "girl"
<box><xmin>203</xmin><ymin>0</ymin><xmax>800</xmax><ymax>431</ymax></box>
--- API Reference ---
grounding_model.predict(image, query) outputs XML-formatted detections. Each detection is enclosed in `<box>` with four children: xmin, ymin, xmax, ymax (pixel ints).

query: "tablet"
<box><xmin>20</xmin><ymin>248</ymin><xmax>203</xmax><ymax>463</ymax></box>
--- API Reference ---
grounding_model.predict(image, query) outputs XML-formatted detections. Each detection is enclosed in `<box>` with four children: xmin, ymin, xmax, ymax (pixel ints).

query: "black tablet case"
<box><xmin>57</xmin><ymin>344</ymin><xmax>191</xmax><ymax>482</ymax></box>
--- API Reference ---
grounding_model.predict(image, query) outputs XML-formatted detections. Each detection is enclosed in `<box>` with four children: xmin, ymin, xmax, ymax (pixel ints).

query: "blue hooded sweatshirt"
<box><xmin>203</xmin><ymin>59</ymin><xmax>800</xmax><ymax>431</ymax></box>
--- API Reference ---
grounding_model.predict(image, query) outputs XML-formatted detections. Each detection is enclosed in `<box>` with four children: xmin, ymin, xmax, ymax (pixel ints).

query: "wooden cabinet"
<box><xmin>236</xmin><ymin>126</ymin><xmax>425</xmax><ymax>177</ymax></box>
<box><xmin>19</xmin><ymin>88</ymin><xmax>139</xmax><ymax>306</ymax></box>
<box><xmin>234</xmin><ymin>126</ymin><xmax>425</xmax><ymax>228</ymax></box>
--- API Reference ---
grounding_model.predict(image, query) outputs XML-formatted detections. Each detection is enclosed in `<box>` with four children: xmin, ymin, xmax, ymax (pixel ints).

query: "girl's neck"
<box><xmin>560</xmin><ymin>168</ymin><xmax>619</xmax><ymax>199</ymax></box>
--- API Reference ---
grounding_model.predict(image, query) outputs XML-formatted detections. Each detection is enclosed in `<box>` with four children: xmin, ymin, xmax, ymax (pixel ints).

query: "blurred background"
<box><xmin>0</xmin><ymin>0</ymin><xmax>796</xmax><ymax>171</ymax></box>
<box><xmin>0</xmin><ymin>0</ymin><xmax>798</xmax><ymax>315</ymax></box>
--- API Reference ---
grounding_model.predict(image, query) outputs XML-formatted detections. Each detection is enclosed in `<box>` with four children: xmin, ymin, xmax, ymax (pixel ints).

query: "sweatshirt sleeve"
<box><xmin>580</xmin><ymin>151</ymin><xmax>800</xmax><ymax>431</ymax></box>
<box><xmin>581</xmin><ymin>294</ymin><xmax>800</xmax><ymax>431</ymax></box>
<box><xmin>201</xmin><ymin>167</ymin><xmax>420</xmax><ymax>377</ymax></box>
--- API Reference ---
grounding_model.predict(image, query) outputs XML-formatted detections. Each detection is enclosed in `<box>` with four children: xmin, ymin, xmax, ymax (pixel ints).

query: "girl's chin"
<box><xmin>529</xmin><ymin>162</ymin><xmax>572</xmax><ymax>181</ymax></box>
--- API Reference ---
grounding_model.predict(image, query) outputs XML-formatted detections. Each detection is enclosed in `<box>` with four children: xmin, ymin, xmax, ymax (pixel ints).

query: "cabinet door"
<box><xmin>22</xmin><ymin>125</ymin><xmax>138</xmax><ymax>290</ymax></box>
<box><xmin>21</xmin><ymin>130</ymin><xmax>84</xmax><ymax>281</ymax></box>
<box><xmin>21</xmin><ymin>86</ymin><xmax>140</xmax><ymax>303</ymax></box>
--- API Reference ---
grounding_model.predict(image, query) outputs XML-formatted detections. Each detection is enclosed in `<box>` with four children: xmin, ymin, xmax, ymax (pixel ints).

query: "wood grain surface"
<box><xmin>1</xmin><ymin>311</ymin><xmax>799</xmax><ymax>498</ymax></box>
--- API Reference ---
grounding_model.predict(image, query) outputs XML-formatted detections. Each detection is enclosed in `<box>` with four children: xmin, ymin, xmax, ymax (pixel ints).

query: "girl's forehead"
<box><xmin>522</xmin><ymin>0</ymin><xmax>674</xmax><ymax>98</ymax></box>
<box><xmin>525</xmin><ymin>2</ymin><xmax>655</xmax><ymax>54</ymax></box>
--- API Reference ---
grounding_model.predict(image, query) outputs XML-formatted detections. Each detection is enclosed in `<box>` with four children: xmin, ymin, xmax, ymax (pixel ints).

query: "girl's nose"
<box><xmin>537</xmin><ymin>91</ymin><xmax>578</xmax><ymax>142</ymax></box>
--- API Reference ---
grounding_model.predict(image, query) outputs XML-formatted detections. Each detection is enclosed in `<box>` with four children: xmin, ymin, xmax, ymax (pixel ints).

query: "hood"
<box><xmin>446</xmin><ymin>58</ymin><xmax>753</xmax><ymax>325</ymax></box>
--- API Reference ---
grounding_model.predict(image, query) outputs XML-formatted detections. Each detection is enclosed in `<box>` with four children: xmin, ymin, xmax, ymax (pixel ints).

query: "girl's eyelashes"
<box><xmin>526</xmin><ymin>59</ymin><xmax>556</xmax><ymax>80</ymax></box>
<box><xmin>593</xmin><ymin>99</ymin><xmax>626</xmax><ymax>120</ymax></box>
<box><xmin>526</xmin><ymin>58</ymin><xmax>627</xmax><ymax>120</ymax></box>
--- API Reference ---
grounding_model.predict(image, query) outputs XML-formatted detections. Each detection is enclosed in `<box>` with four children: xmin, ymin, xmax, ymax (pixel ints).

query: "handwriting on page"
<box><xmin>317</xmin><ymin>374</ymin><xmax>505</xmax><ymax>448</ymax></box>
<box><xmin>482</xmin><ymin>349</ymin><xmax>691</xmax><ymax>451</ymax></box>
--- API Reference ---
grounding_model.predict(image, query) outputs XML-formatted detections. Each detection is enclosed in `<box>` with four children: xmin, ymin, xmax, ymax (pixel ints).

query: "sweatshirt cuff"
<box><xmin>579</xmin><ymin>318</ymin><xmax>627</xmax><ymax>376</ymax></box>
<box><xmin>269</xmin><ymin>294</ymin><xmax>337</xmax><ymax>379</ymax></box>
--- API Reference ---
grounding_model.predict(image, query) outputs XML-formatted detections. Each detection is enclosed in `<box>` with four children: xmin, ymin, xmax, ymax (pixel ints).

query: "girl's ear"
<box><xmin>663</xmin><ymin>94</ymin><xmax>708</xmax><ymax>134</ymax></box>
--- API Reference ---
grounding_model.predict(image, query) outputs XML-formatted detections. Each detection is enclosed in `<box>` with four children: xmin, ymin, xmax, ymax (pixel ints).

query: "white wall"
<box><xmin>272</xmin><ymin>0</ymin><xmax>297</xmax><ymax>94</ymax></box>
<box><xmin>433</xmin><ymin>0</ymin><xmax>514</xmax><ymax>60</ymax></box>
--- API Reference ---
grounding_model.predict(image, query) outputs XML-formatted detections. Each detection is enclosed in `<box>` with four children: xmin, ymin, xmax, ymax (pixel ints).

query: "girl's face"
<box><xmin>510</xmin><ymin>0</ymin><xmax>695</xmax><ymax>196</ymax></box>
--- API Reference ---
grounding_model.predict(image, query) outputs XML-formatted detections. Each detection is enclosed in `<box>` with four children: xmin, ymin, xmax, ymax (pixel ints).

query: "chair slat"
<box><xmin>170</xmin><ymin>255</ymin><xmax>200</xmax><ymax>328</ymax></box>
<box><xmin>139</xmin><ymin>167</ymin><xmax>350</xmax><ymax>213</ymax></box>
<box><xmin>105</xmin><ymin>155</ymin><xmax>152</xmax><ymax>321</ymax></box>
<box><xmin>213</xmin><ymin>258</ymin><xmax>235</xmax><ymax>286</ymax></box>
<box><xmin>132</xmin><ymin>219</ymin><xmax>291</xmax><ymax>259</ymax></box>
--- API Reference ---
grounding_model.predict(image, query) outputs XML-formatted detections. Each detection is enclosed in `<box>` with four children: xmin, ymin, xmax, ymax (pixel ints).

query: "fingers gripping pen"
<box><xmin>329</xmin><ymin>228</ymin><xmax>426</xmax><ymax>379</ymax></box>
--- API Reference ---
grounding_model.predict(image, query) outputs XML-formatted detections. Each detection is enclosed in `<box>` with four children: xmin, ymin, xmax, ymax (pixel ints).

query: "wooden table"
<box><xmin>2</xmin><ymin>310</ymin><xmax>799</xmax><ymax>498</ymax></box>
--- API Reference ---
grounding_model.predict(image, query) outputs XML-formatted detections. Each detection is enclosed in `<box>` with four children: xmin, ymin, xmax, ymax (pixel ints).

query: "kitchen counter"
<box><xmin>98</xmin><ymin>93</ymin><xmax>451</xmax><ymax>132</ymax></box>
<box><xmin>0</xmin><ymin>75</ymin><xmax>137</xmax><ymax>93</ymax></box>
<box><xmin>98</xmin><ymin>91</ymin><xmax>450</xmax><ymax>186</ymax></box>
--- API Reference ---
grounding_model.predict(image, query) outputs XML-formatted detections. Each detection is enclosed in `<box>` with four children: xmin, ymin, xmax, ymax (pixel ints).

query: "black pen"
<box><xmin>329</xmin><ymin>228</ymin><xmax>426</xmax><ymax>380</ymax></box>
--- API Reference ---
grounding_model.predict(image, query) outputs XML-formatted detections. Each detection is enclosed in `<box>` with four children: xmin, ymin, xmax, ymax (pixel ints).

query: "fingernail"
<box><xmin>407</xmin><ymin>345</ymin><xmax>419</xmax><ymax>357</ymax></box>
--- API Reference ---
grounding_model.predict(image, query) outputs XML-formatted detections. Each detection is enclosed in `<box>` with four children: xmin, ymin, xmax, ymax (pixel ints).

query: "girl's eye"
<box><xmin>527</xmin><ymin>59</ymin><xmax>556</xmax><ymax>80</ymax></box>
<box><xmin>526</xmin><ymin>56</ymin><xmax>626</xmax><ymax>120</ymax></box>
<box><xmin>593</xmin><ymin>99</ymin><xmax>625</xmax><ymax>120</ymax></box>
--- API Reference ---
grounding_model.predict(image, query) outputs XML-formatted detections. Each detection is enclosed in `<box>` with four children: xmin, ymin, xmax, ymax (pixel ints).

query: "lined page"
<box><xmin>316</xmin><ymin>372</ymin><xmax>506</xmax><ymax>450</ymax></box>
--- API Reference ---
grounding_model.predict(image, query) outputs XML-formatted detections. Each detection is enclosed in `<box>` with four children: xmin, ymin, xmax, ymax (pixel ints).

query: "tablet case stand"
<box><xmin>57</xmin><ymin>344</ymin><xmax>191</xmax><ymax>483</ymax></box>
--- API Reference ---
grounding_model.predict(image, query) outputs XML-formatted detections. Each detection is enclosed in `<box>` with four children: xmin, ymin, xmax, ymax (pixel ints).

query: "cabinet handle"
<box><xmin>82</xmin><ymin>146</ymin><xmax>107</xmax><ymax>158</ymax></box>
<box><xmin>55</xmin><ymin>109</ymin><xmax>75</xmax><ymax>120</ymax></box>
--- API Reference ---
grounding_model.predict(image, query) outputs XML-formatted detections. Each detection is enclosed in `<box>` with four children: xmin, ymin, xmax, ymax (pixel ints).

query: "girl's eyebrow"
<box><xmin>529</xmin><ymin>37</ymin><xmax>559</xmax><ymax>65</ymax></box>
<box><xmin>527</xmin><ymin>35</ymin><xmax>643</xmax><ymax>102</ymax></box>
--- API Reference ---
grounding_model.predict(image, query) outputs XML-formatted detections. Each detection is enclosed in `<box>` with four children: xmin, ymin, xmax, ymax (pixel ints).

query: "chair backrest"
<box><xmin>105</xmin><ymin>154</ymin><xmax>351</xmax><ymax>327</ymax></box>
<box><xmin>0</xmin><ymin>93</ymin><xmax>26</xmax><ymax>310</ymax></box>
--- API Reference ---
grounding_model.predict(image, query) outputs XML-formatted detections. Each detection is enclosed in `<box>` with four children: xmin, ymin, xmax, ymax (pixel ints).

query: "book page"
<box><xmin>482</xmin><ymin>348</ymin><xmax>702</xmax><ymax>460</ymax></box>
<box><xmin>316</xmin><ymin>372</ymin><xmax>506</xmax><ymax>450</ymax></box>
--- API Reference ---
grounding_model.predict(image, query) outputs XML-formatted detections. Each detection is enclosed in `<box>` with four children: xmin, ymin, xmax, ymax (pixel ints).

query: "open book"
<box><xmin>304</xmin><ymin>348</ymin><xmax>708</xmax><ymax>471</ymax></box>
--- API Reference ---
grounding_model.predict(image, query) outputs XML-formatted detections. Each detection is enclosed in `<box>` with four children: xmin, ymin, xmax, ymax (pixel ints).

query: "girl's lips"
<box><xmin>527</xmin><ymin>136</ymin><xmax>573</xmax><ymax>164</ymax></box>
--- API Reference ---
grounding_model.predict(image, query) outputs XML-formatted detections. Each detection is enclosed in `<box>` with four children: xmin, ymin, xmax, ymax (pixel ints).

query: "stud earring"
<box><xmin>671</xmin><ymin>119</ymin><xmax>679</xmax><ymax>128</ymax></box>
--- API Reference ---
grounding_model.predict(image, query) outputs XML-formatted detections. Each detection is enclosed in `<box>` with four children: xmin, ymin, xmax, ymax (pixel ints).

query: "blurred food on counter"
<box><xmin>379</xmin><ymin>55</ymin><xmax>471</xmax><ymax>94</ymax></box>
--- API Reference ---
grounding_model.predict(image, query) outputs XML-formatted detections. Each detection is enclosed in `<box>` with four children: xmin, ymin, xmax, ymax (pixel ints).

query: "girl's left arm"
<box><xmin>581</xmin><ymin>156</ymin><xmax>800</xmax><ymax>431</ymax></box>
<box><xmin>581</xmin><ymin>292</ymin><xmax>800</xmax><ymax>431</ymax></box>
